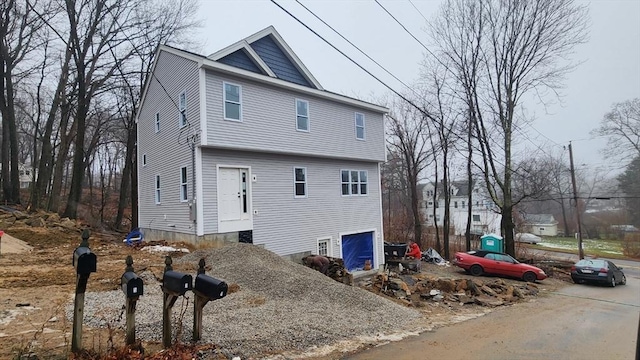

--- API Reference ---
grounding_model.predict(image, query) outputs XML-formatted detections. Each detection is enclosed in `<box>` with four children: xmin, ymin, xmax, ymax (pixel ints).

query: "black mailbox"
<box><xmin>73</xmin><ymin>246</ymin><xmax>97</xmax><ymax>274</ymax></box>
<box><xmin>162</xmin><ymin>270</ymin><xmax>192</xmax><ymax>295</ymax></box>
<box><xmin>194</xmin><ymin>274</ymin><xmax>228</xmax><ymax>300</ymax></box>
<box><xmin>121</xmin><ymin>271</ymin><xmax>144</xmax><ymax>298</ymax></box>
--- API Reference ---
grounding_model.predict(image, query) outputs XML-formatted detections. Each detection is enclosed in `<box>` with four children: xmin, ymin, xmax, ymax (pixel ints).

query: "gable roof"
<box><xmin>208</xmin><ymin>26</ymin><xmax>323</xmax><ymax>90</ymax></box>
<box><xmin>523</xmin><ymin>214</ymin><xmax>557</xmax><ymax>225</ymax></box>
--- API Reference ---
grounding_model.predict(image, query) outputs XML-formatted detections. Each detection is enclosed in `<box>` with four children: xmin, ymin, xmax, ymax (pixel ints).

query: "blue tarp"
<box><xmin>124</xmin><ymin>228</ymin><xmax>144</xmax><ymax>246</ymax></box>
<box><xmin>342</xmin><ymin>232</ymin><xmax>374</xmax><ymax>271</ymax></box>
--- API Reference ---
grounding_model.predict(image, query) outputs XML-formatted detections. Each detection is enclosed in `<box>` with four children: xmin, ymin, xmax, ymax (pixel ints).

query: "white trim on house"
<box><xmin>295</xmin><ymin>98</ymin><xmax>309</xmax><ymax>132</ymax></box>
<box><xmin>316</xmin><ymin>236</ymin><xmax>332</xmax><ymax>257</ymax></box>
<box><xmin>199</xmin><ymin>67</ymin><xmax>208</xmax><ymax>146</ymax></box>
<box><xmin>223</xmin><ymin>81</ymin><xmax>243</xmax><ymax>122</ymax></box>
<box><xmin>216</xmin><ymin>164</ymin><xmax>253</xmax><ymax>233</ymax></box>
<box><xmin>195</xmin><ymin>146</ymin><xmax>204</xmax><ymax>236</ymax></box>
<box><xmin>208</xmin><ymin>40</ymin><xmax>277</xmax><ymax>78</ymax></box>
<box><xmin>293</xmin><ymin>166</ymin><xmax>307</xmax><ymax>198</ymax></box>
<box><xmin>201</xmin><ymin>143</ymin><xmax>384</xmax><ymax>163</ymax></box>
<box><xmin>180</xmin><ymin>166</ymin><xmax>188</xmax><ymax>202</ymax></box>
<box><xmin>355</xmin><ymin>112</ymin><xmax>365</xmax><ymax>140</ymax></box>
<box><xmin>377</xmin><ymin>162</ymin><xmax>385</xmax><ymax>244</ymax></box>
<box><xmin>178</xmin><ymin>89</ymin><xmax>187</xmax><ymax>128</ymax></box>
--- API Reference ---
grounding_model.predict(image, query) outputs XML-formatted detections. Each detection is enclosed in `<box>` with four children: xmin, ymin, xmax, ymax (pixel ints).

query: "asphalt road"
<box><xmin>345</xmin><ymin>258</ymin><xmax>640</xmax><ymax>360</ymax></box>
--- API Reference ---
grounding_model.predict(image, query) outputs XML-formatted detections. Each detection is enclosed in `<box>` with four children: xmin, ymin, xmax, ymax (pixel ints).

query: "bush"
<box><xmin>621</xmin><ymin>232</ymin><xmax>640</xmax><ymax>258</ymax></box>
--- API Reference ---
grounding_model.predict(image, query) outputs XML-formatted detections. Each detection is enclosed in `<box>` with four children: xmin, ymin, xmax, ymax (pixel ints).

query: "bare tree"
<box><xmin>592</xmin><ymin>98</ymin><xmax>640</xmax><ymax>162</ymax></box>
<box><xmin>431</xmin><ymin>0</ymin><xmax>589</xmax><ymax>256</ymax></box>
<box><xmin>386</xmin><ymin>97</ymin><xmax>433</xmax><ymax>245</ymax></box>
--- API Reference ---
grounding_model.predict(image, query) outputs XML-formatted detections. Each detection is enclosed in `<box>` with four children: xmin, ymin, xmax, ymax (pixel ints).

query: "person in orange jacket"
<box><xmin>406</xmin><ymin>240</ymin><xmax>422</xmax><ymax>259</ymax></box>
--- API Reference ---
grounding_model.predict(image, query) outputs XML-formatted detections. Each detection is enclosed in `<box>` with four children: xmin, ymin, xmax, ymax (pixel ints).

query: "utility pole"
<box><xmin>568</xmin><ymin>142</ymin><xmax>584</xmax><ymax>259</ymax></box>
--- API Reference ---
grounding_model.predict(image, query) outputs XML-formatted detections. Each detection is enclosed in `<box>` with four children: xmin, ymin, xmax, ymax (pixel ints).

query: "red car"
<box><xmin>453</xmin><ymin>250</ymin><xmax>547</xmax><ymax>282</ymax></box>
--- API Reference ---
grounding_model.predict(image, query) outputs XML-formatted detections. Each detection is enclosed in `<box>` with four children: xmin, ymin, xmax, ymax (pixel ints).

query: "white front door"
<box><xmin>218</xmin><ymin>167</ymin><xmax>252</xmax><ymax>232</ymax></box>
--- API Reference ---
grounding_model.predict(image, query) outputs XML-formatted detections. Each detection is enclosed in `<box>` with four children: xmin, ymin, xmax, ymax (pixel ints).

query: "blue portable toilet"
<box><xmin>480</xmin><ymin>234</ymin><xmax>504</xmax><ymax>252</ymax></box>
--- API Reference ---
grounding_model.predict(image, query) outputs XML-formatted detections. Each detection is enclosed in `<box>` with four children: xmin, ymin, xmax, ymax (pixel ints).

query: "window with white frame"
<box><xmin>317</xmin><ymin>238</ymin><xmax>330</xmax><ymax>256</ymax></box>
<box><xmin>155</xmin><ymin>175</ymin><xmax>161</xmax><ymax>204</ymax></box>
<box><xmin>294</xmin><ymin>167</ymin><xmax>307</xmax><ymax>197</ymax></box>
<box><xmin>142</xmin><ymin>153</ymin><xmax>147</xmax><ymax>166</ymax></box>
<box><xmin>454</xmin><ymin>201</ymin><xmax>458</xmax><ymax>208</ymax></box>
<box><xmin>355</xmin><ymin>112</ymin><xmax>365</xmax><ymax>140</ymax></box>
<box><xmin>224</xmin><ymin>82</ymin><xmax>242</xmax><ymax>121</ymax></box>
<box><xmin>180</xmin><ymin>166</ymin><xmax>188</xmax><ymax>202</ymax></box>
<box><xmin>178</xmin><ymin>91</ymin><xmax>187</xmax><ymax>128</ymax></box>
<box><xmin>296</xmin><ymin>99</ymin><xmax>309</xmax><ymax>131</ymax></box>
<box><xmin>461</xmin><ymin>201</ymin><xmax>466</xmax><ymax>208</ymax></box>
<box><xmin>472</xmin><ymin>214</ymin><xmax>480</xmax><ymax>222</ymax></box>
<box><xmin>155</xmin><ymin>112</ymin><xmax>160</xmax><ymax>133</ymax></box>
<box><xmin>341</xmin><ymin>170</ymin><xmax>368</xmax><ymax>196</ymax></box>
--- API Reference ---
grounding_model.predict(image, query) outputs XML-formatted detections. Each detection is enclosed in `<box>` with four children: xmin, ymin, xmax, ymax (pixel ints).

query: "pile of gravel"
<box><xmin>67</xmin><ymin>243</ymin><xmax>422</xmax><ymax>358</ymax></box>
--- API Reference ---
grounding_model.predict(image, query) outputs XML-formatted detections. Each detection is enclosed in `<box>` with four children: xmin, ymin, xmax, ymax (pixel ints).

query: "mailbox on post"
<box><xmin>73</xmin><ymin>246</ymin><xmax>97</xmax><ymax>275</ymax></box>
<box><xmin>194</xmin><ymin>273</ymin><xmax>228</xmax><ymax>301</ymax></box>
<box><xmin>162</xmin><ymin>270</ymin><xmax>192</xmax><ymax>295</ymax></box>
<box><xmin>121</xmin><ymin>268</ymin><xmax>143</xmax><ymax>298</ymax></box>
<box><xmin>193</xmin><ymin>258</ymin><xmax>228</xmax><ymax>341</ymax></box>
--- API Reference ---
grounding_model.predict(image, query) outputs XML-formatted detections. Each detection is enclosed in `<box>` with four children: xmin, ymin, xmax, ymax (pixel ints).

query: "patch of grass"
<box><xmin>532</xmin><ymin>237</ymin><xmax>627</xmax><ymax>259</ymax></box>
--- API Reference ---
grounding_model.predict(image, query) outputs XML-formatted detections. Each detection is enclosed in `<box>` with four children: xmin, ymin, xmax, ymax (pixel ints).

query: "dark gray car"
<box><xmin>570</xmin><ymin>259</ymin><xmax>626</xmax><ymax>287</ymax></box>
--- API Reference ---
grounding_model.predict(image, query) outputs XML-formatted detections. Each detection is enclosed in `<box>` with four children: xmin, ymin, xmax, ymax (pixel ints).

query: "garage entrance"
<box><xmin>341</xmin><ymin>231</ymin><xmax>374</xmax><ymax>271</ymax></box>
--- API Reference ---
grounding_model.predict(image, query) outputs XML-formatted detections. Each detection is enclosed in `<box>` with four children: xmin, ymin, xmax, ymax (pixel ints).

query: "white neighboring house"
<box><xmin>136</xmin><ymin>26</ymin><xmax>388</xmax><ymax>271</ymax></box>
<box><xmin>18</xmin><ymin>163</ymin><xmax>35</xmax><ymax>189</ymax></box>
<box><xmin>421</xmin><ymin>181</ymin><xmax>501</xmax><ymax>236</ymax></box>
<box><xmin>521</xmin><ymin>214</ymin><xmax>558</xmax><ymax>236</ymax></box>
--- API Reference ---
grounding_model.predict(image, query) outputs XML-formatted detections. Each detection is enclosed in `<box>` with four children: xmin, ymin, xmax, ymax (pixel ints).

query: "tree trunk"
<box><xmin>115</xmin><ymin>121</ymin><xmax>135</xmax><ymax>229</ymax></box>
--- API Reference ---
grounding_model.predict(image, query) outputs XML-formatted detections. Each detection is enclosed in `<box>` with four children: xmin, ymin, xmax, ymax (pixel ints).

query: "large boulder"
<box><xmin>60</xmin><ymin>218</ymin><xmax>77</xmax><ymax>230</ymax></box>
<box><xmin>24</xmin><ymin>216</ymin><xmax>46</xmax><ymax>227</ymax></box>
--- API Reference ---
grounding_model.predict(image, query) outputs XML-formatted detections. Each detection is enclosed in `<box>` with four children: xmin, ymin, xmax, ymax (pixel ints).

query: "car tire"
<box><xmin>469</xmin><ymin>264</ymin><xmax>483</xmax><ymax>276</ymax></box>
<box><xmin>620</xmin><ymin>274</ymin><xmax>626</xmax><ymax>285</ymax></box>
<box><xmin>523</xmin><ymin>272</ymin><xmax>536</xmax><ymax>283</ymax></box>
<box><xmin>610</xmin><ymin>275</ymin><xmax>616</xmax><ymax>287</ymax></box>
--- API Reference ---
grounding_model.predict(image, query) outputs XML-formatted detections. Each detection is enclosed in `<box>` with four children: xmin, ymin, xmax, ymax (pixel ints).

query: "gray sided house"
<box><xmin>136</xmin><ymin>26</ymin><xmax>388</xmax><ymax>271</ymax></box>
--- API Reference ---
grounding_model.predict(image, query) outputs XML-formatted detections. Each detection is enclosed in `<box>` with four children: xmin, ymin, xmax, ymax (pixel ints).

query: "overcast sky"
<box><xmin>197</xmin><ymin>0</ymin><xmax>640</xmax><ymax>173</ymax></box>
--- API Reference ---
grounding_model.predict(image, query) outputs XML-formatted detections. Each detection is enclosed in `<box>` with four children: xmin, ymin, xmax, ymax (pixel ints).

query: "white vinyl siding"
<box><xmin>180</xmin><ymin>166</ymin><xmax>188</xmax><ymax>202</ymax></box>
<box><xmin>155</xmin><ymin>112</ymin><xmax>160</xmax><ymax>133</ymax></box>
<box><xmin>294</xmin><ymin>167</ymin><xmax>307</xmax><ymax>197</ymax></box>
<box><xmin>223</xmin><ymin>82</ymin><xmax>242</xmax><ymax>121</ymax></box>
<box><xmin>155</xmin><ymin>175</ymin><xmax>161</xmax><ymax>204</ymax></box>
<box><xmin>179</xmin><ymin>91</ymin><xmax>187</xmax><ymax>128</ymax></box>
<box><xmin>296</xmin><ymin>99</ymin><xmax>309</xmax><ymax>132</ymax></box>
<box><xmin>341</xmin><ymin>170</ymin><xmax>368</xmax><ymax>196</ymax></box>
<box><xmin>355</xmin><ymin>112</ymin><xmax>365</xmax><ymax>140</ymax></box>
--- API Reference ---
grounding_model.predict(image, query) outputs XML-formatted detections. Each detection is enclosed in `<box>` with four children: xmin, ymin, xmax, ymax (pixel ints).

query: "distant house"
<box><xmin>522</xmin><ymin>214</ymin><xmax>558</xmax><ymax>236</ymax></box>
<box><xmin>136</xmin><ymin>26</ymin><xmax>388</xmax><ymax>271</ymax></box>
<box><xmin>421</xmin><ymin>180</ymin><xmax>501</xmax><ymax>236</ymax></box>
<box><xmin>18</xmin><ymin>163</ymin><xmax>34</xmax><ymax>189</ymax></box>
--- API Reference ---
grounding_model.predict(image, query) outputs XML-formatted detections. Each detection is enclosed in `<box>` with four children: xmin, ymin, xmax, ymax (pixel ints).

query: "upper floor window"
<box><xmin>296</xmin><ymin>99</ymin><xmax>309</xmax><ymax>132</ymax></box>
<box><xmin>472</xmin><ymin>214</ymin><xmax>480</xmax><ymax>222</ymax></box>
<box><xmin>180</xmin><ymin>166</ymin><xmax>188</xmax><ymax>202</ymax></box>
<box><xmin>355</xmin><ymin>112</ymin><xmax>365</xmax><ymax>140</ymax></box>
<box><xmin>155</xmin><ymin>112</ymin><xmax>160</xmax><ymax>133</ymax></box>
<box><xmin>155</xmin><ymin>175</ymin><xmax>161</xmax><ymax>204</ymax></box>
<box><xmin>341</xmin><ymin>170</ymin><xmax>368</xmax><ymax>196</ymax></box>
<box><xmin>461</xmin><ymin>201</ymin><xmax>466</xmax><ymax>208</ymax></box>
<box><xmin>224</xmin><ymin>82</ymin><xmax>242</xmax><ymax>121</ymax></box>
<box><xmin>179</xmin><ymin>91</ymin><xmax>187</xmax><ymax>128</ymax></box>
<box><xmin>454</xmin><ymin>201</ymin><xmax>458</xmax><ymax>208</ymax></box>
<box><xmin>294</xmin><ymin>167</ymin><xmax>307</xmax><ymax>197</ymax></box>
<box><xmin>426</xmin><ymin>190</ymin><xmax>434</xmax><ymax>197</ymax></box>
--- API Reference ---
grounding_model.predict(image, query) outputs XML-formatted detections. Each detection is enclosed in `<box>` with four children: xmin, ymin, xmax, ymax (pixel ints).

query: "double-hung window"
<box><xmin>178</xmin><ymin>91</ymin><xmax>187</xmax><ymax>128</ymax></box>
<box><xmin>155</xmin><ymin>112</ymin><xmax>160</xmax><ymax>133</ymax></box>
<box><xmin>341</xmin><ymin>170</ymin><xmax>368</xmax><ymax>196</ymax></box>
<box><xmin>296</xmin><ymin>99</ymin><xmax>309</xmax><ymax>131</ymax></box>
<box><xmin>142</xmin><ymin>153</ymin><xmax>147</xmax><ymax>167</ymax></box>
<box><xmin>180</xmin><ymin>166</ymin><xmax>188</xmax><ymax>202</ymax></box>
<box><xmin>224</xmin><ymin>82</ymin><xmax>242</xmax><ymax>121</ymax></box>
<box><xmin>294</xmin><ymin>167</ymin><xmax>307</xmax><ymax>197</ymax></box>
<box><xmin>155</xmin><ymin>175</ymin><xmax>161</xmax><ymax>204</ymax></box>
<box><xmin>355</xmin><ymin>112</ymin><xmax>365</xmax><ymax>140</ymax></box>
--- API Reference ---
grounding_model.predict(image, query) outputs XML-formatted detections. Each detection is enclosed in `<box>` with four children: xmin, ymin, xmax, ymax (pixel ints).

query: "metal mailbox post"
<box><xmin>71</xmin><ymin>229</ymin><xmax>97</xmax><ymax>352</ymax></box>
<box><xmin>161</xmin><ymin>256</ymin><xmax>192</xmax><ymax>348</ymax></box>
<box><xmin>121</xmin><ymin>255</ymin><xmax>143</xmax><ymax>345</ymax></box>
<box><xmin>193</xmin><ymin>258</ymin><xmax>228</xmax><ymax>341</ymax></box>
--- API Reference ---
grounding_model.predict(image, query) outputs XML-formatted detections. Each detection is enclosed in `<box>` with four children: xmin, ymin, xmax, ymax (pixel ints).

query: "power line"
<box><xmin>408</xmin><ymin>0</ymin><xmax>429</xmax><ymax>23</ymax></box>
<box><xmin>294</xmin><ymin>0</ymin><xmax>415</xmax><ymax>94</ymax></box>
